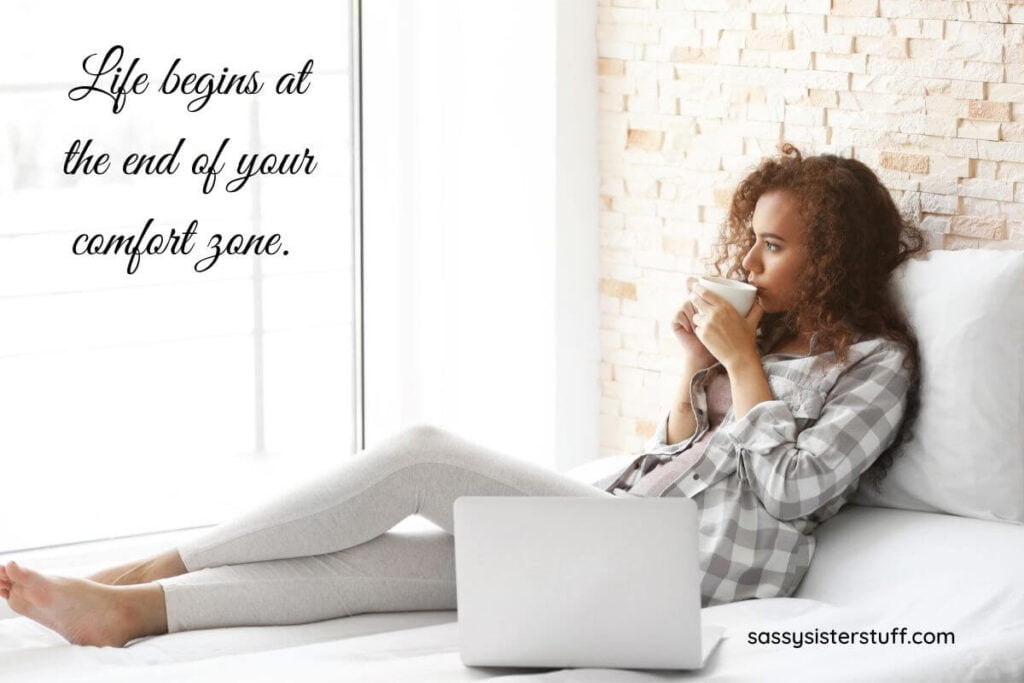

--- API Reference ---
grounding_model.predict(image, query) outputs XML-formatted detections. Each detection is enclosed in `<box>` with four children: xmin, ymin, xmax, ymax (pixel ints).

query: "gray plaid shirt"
<box><xmin>606</xmin><ymin>327</ymin><xmax>912</xmax><ymax>607</ymax></box>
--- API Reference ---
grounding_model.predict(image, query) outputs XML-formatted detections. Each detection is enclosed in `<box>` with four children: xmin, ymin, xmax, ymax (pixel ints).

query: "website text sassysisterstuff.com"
<box><xmin>747</xmin><ymin>627</ymin><xmax>955</xmax><ymax>649</ymax></box>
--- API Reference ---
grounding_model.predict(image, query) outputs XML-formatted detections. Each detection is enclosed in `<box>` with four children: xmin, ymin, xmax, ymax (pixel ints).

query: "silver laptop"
<box><xmin>453</xmin><ymin>496</ymin><xmax>724</xmax><ymax>670</ymax></box>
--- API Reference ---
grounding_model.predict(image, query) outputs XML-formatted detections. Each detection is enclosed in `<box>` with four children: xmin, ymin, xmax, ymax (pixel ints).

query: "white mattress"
<box><xmin>3</xmin><ymin>505</ymin><xmax>1023</xmax><ymax>682</ymax></box>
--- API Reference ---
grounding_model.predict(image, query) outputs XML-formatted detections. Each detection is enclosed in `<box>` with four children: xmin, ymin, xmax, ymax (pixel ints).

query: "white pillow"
<box><xmin>853</xmin><ymin>248</ymin><xmax>1024</xmax><ymax>524</ymax></box>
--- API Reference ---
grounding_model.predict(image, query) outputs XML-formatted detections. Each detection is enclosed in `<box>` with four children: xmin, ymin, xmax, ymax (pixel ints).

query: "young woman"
<box><xmin>0</xmin><ymin>143</ymin><xmax>926</xmax><ymax>647</ymax></box>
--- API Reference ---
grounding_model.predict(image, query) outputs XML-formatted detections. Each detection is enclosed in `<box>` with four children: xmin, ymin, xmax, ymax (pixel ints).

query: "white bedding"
<box><xmin>3</xmin><ymin>505</ymin><xmax>1023</xmax><ymax>682</ymax></box>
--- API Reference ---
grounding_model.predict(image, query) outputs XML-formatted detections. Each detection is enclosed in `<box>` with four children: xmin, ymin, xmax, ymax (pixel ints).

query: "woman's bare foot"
<box><xmin>3</xmin><ymin>561</ymin><xmax>167</xmax><ymax>647</ymax></box>
<box><xmin>88</xmin><ymin>550</ymin><xmax>188</xmax><ymax>586</ymax></box>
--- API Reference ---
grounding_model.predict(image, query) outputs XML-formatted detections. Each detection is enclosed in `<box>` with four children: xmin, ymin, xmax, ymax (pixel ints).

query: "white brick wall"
<box><xmin>597</xmin><ymin>0</ymin><xmax>1024</xmax><ymax>456</ymax></box>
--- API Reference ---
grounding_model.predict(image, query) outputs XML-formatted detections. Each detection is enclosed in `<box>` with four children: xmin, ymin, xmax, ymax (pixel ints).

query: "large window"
<box><xmin>0</xmin><ymin>1</ymin><xmax>355</xmax><ymax>550</ymax></box>
<box><xmin>1</xmin><ymin>0</ymin><xmax>601</xmax><ymax>553</ymax></box>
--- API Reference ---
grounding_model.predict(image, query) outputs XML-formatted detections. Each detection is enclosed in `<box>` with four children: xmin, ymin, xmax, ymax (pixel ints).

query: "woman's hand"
<box><xmin>672</xmin><ymin>277</ymin><xmax>717</xmax><ymax>368</ymax></box>
<box><xmin>689</xmin><ymin>280</ymin><xmax>765</xmax><ymax>371</ymax></box>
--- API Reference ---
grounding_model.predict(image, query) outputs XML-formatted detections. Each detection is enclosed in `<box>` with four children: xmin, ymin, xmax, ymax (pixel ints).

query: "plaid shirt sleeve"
<box><xmin>641</xmin><ymin>369</ymin><xmax>709</xmax><ymax>456</ymax></box>
<box><xmin>718</xmin><ymin>340</ymin><xmax>912</xmax><ymax>521</ymax></box>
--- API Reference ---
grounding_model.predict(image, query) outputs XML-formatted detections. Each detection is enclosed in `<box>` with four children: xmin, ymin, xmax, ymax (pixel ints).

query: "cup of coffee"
<box><xmin>697</xmin><ymin>276</ymin><xmax>758</xmax><ymax>316</ymax></box>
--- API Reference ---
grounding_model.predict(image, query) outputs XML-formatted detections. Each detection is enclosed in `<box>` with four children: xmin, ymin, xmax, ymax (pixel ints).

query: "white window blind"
<box><xmin>361</xmin><ymin>0</ymin><xmax>599</xmax><ymax>471</ymax></box>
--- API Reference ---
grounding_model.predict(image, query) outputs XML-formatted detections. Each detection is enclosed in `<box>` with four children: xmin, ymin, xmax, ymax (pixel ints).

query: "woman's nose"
<box><xmin>742</xmin><ymin>248</ymin><xmax>758</xmax><ymax>272</ymax></box>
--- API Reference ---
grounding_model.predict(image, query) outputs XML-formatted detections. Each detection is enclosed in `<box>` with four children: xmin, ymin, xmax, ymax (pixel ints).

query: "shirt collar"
<box><xmin>760</xmin><ymin>324</ymin><xmax>869</xmax><ymax>357</ymax></box>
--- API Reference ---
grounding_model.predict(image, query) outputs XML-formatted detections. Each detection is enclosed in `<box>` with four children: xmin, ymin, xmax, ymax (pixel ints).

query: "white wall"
<box><xmin>362</xmin><ymin>0</ymin><xmax>599</xmax><ymax>470</ymax></box>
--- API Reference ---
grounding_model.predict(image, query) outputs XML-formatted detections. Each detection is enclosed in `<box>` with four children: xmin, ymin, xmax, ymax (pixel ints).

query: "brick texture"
<box><xmin>596</xmin><ymin>1</ymin><xmax>1024</xmax><ymax>456</ymax></box>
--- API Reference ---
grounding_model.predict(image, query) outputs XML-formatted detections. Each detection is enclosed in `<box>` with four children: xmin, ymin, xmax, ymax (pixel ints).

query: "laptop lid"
<box><xmin>453</xmin><ymin>496</ymin><xmax>721</xmax><ymax>670</ymax></box>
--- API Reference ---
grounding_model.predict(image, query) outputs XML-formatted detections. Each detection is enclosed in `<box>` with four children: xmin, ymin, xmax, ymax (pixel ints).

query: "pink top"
<box><xmin>626</xmin><ymin>370</ymin><xmax>733</xmax><ymax>497</ymax></box>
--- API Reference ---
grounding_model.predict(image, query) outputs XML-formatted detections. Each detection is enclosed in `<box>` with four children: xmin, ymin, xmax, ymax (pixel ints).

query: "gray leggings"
<box><xmin>156</xmin><ymin>424</ymin><xmax>616</xmax><ymax>633</ymax></box>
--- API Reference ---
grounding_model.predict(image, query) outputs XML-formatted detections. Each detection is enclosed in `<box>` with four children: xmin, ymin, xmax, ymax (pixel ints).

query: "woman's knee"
<box><xmin>379</xmin><ymin>422</ymin><xmax>499</xmax><ymax>472</ymax></box>
<box><xmin>396</xmin><ymin>422</ymin><xmax>450</xmax><ymax>445</ymax></box>
<box><xmin>382</xmin><ymin>422</ymin><xmax>461</xmax><ymax>466</ymax></box>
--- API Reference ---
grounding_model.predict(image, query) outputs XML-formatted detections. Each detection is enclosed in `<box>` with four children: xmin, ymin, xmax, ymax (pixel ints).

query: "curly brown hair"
<box><xmin>701</xmin><ymin>142</ymin><xmax>928</xmax><ymax>493</ymax></box>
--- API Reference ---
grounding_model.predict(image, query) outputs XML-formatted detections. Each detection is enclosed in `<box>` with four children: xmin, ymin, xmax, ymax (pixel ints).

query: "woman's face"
<box><xmin>741</xmin><ymin>189</ymin><xmax>809</xmax><ymax>315</ymax></box>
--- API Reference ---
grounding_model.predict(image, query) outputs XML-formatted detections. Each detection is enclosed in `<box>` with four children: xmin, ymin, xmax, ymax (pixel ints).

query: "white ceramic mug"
<box><xmin>697</xmin><ymin>276</ymin><xmax>758</xmax><ymax>316</ymax></box>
